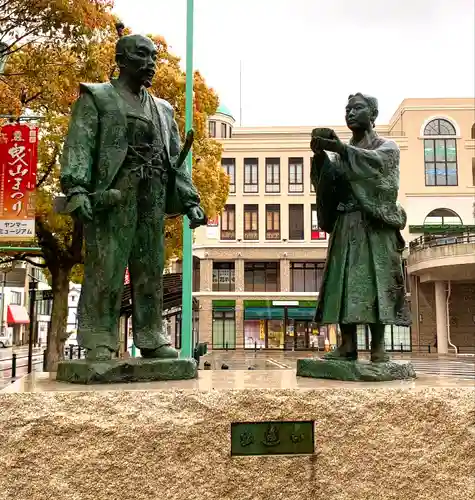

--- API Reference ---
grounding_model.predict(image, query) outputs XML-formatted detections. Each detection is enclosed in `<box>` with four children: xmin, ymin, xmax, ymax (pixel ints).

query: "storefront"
<box><xmin>356</xmin><ymin>324</ymin><xmax>412</xmax><ymax>352</ymax></box>
<box><xmin>243</xmin><ymin>300</ymin><xmax>325</xmax><ymax>350</ymax></box>
<box><xmin>7</xmin><ymin>304</ymin><xmax>30</xmax><ymax>345</ymax></box>
<box><xmin>212</xmin><ymin>300</ymin><xmax>236</xmax><ymax>349</ymax></box>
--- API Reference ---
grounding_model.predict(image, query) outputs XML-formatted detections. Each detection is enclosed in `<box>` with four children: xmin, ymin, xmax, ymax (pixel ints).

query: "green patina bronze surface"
<box><xmin>297</xmin><ymin>358</ymin><xmax>416</xmax><ymax>382</ymax></box>
<box><xmin>231</xmin><ymin>421</ymin><xmax>315</xmax><ymax>456</ymax></box>
<box><xmin>309</xmin><ymin>93</ymin><xmax>412</xmax><ymax>369</ymax></box>
<box><xmin>59</xmin><ymin>34</ymin><xmax>207</xmax><ymax>375</ymax></box>
<box><xmin>56</xmin><ymin>358</ymin><xmax>198</xmax><ymax>384</ymax></box>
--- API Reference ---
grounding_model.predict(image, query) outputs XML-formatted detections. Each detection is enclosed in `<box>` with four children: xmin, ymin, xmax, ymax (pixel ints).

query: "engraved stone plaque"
<box><xmin>231</xmin><ymin>420</ymin><xmax>315</xmax><ymax>456</ymax></box>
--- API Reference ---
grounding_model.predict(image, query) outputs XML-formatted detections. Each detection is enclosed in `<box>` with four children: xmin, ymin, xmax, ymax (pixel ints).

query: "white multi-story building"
<box><xmin>189</xmin><ymin>98</ymin><xmax>475</xmax><ymax>354</ymax></box>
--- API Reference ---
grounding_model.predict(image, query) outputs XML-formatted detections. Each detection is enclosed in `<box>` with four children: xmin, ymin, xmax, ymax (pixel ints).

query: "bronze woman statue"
<box><xmin>310</xmin><ymin>93</ymin><xmax>411</xmax><ymax>363</ymax></box>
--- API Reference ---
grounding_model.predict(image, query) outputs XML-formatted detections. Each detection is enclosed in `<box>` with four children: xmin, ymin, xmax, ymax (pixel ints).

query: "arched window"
<box><xmin>423</xmin><ymin>208</ymin><xmax>462</xmax><ymax>226</ymax></box>
<box><xmin>471</xmin><ymin>123</ymin><xmax>475</xmax><ymax>139</ymax></box>
<box><xmin>423</xmin><ymin>118</ymin><xmax>458</xmax><ymax>186</ymax></box>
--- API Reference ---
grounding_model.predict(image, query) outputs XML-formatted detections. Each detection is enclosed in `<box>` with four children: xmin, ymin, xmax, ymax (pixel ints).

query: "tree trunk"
<box><xmin>46</xmin><ymin>265</ymin><xmax>71</xmax><ymax>372</ymax></box>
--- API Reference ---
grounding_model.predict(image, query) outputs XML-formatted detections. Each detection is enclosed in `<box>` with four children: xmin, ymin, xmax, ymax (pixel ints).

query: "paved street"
<box><xmin>0</xmin><ymin>348</ymin><xmax>43</xmax><ymax>389</ymax></box>
<box><xmin>200</xmin><ymin>351</ymin><xmax>475</xmax><ymax>380</ymax></box>
<box><xmin>1</xmin><ymin>349</ymin><xmax>474</xmax><ymax>390</ymax></box>
<box><xmin>0</xmin><ymin>346</ymin><xmax>43</xmax><ymax>359</ymax></box>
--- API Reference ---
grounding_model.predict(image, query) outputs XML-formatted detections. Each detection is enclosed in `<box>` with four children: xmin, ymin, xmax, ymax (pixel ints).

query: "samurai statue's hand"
<box><xmin>187</xmin><ymin>205</ymin><xmax>207</xmax><ymax>229</ymax></box>
<box><xmin>67</xmin><ymin>193</ymin><xmax>93</xmax><ymax>223</ymax></box>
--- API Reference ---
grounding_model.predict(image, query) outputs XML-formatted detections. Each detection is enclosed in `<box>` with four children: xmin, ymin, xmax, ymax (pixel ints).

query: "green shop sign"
<box><xmin>212</xmin><ymin>300</ymin><xmax>236</xmax><ymax>307</ymax></box>
<box><xmin>243</xmin><ymin>299</ymin><xmax>317</xmax><ymax>308</ymax></box>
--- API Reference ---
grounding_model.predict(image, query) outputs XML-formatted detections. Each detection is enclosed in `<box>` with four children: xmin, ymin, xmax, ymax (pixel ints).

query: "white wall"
<box><xmin>405</xmin><ymin>195</ymin><xmax>475</xmax><ymax>226</ymax></box>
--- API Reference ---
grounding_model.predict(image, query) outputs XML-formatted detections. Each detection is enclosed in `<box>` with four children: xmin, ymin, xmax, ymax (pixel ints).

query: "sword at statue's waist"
<box><xmin>173</xmin><ymin>129</ymin><xmax>194</xmax><ymax>171</ymax></box>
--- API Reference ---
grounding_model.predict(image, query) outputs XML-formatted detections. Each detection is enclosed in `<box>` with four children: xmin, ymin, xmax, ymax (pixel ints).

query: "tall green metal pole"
<box><xmin>181</xmin><ymin>0</ymin><xmax>194</xmax><ymax>358</ymax></box>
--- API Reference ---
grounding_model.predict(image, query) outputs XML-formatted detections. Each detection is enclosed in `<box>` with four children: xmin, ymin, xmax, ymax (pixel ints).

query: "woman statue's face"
<box><xmin>345</xmin><ymin>96</ymin><xmax>373</xmax><ymax>131</ymax></box>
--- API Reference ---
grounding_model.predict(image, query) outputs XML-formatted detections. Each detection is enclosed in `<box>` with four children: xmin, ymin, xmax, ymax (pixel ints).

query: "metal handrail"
<box><xmin>409</xmin><ymin>232</ymin><xmax>475</xmax><ymax>253</ymax></box>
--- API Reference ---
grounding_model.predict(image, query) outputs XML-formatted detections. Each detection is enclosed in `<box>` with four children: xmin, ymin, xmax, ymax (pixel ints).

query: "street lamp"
<box><xmin>0</xmin><ymin>41</ymin><xmax>10</xmax><ymax>75</ymax></box>
<box><xmin>180</xmin><ymin>0</ymin><xmax>194</xmax><ymax>358</ymax></box>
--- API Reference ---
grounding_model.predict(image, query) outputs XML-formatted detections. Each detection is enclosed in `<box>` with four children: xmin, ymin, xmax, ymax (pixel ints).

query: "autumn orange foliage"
<box><xmin>0</xmin><ymin>0</ymin><xmax>228</xmax><ymax>368</ymax></box>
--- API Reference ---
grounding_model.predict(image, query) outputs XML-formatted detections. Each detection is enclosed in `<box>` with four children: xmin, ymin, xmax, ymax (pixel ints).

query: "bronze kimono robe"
<box><xmin>311</xmin><ymin>131</ymin><xmax>411</xmax><ymax>327</ymax></box>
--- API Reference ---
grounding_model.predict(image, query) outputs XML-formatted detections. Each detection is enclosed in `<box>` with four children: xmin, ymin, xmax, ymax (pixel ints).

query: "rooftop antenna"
<box><xmin>239</xmin><ymin>60</ymin><xmax>243</xmax><ymax>126</ymax></box>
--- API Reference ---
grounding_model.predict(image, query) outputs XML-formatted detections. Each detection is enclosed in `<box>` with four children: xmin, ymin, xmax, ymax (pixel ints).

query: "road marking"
<box><xmin>267</xmin><ymin>358</ymin><xmax>291</xmax><ymax>369</ymax></box>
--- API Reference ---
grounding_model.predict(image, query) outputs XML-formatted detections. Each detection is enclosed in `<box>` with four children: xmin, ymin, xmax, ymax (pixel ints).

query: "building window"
<box><xmin>289</xmin><ymin>204</ymin><xmax>304</xmax><ymax>240</ymax></box>
<box><xmin>288</xmin><ymin>157</ymin><xmax>304</xmax><ymax>193</ymax></box>
<box><xmin>244</xmin><ymin>158</ymin><xmax>259</xmax><ymax>193</ymax></box>
<box><xmin>244</xmin><ymin>204</ymin><xmax>259</xmax><ymax>240</ymax></box>
<box><xmin>212</xmin><ymin>262</ymin><xmax>235</xmax><ymax>292</ymax></box>
<box><xmin>221</xmin><ymin>122</ymin><xmax>227</xmax><ymax>138</ymax></box>
<box><xmin>310</xmin><ymin>204</ymin><xmax>326</xmax><ymax>240</ymax></box>
<box><xmin>10</xmin><ymin>291</ymin><xmax>21</xmax><ymax>305</ymax></box>
<box><xmin>212</xmin><ymin>309</ymin><xmax>236</xmax><ymax>349</ymax></box>
<box><xmin>265</xmin><ymin>204</ymin><xmax>280</xmax><ymax>240</ymax></box>
<box><xmin>423</xmin><ymin>119</ymin><xmax>457</xmax><ymax>186</ymax></box>
<box><xmin>208</xmin><ymin>120</ymin><xmax>216</xmax><ymax>138</ymax></box>
<box><xmin>221</xmin><ymin>158</ymin><xmax>235</xmax><ymax>193</ymax></box>
<box><xmin>244</xmin><ymin>262</ymin><xmax>280</xmax><ymax>292</ymax></box>
<box><xmin>423</xmin><ymin>208</ymin><xmax>462</xmax><ymax>226</ymax></box>
<box><xmin>290</xmin><ymin>262</ymin><xmax>325</xmax><ymax>292</ymax></box>
<box><xmin>265</xmin><ymin>158</ymin><xmax>280</xmax><ymax>193</ymax></box>
<box><xmin>220</xmin><ymin>204</ymin><xmax>236</xmax><ymax>240</ymax></box>
<box><xmin>193</xmin><ymin>259</ymin><xmax>200</xmax><ymax>293</ymax></box>
<box><xmin>31</xmin><ymin>267</ymin><xmax>45</xmax><ymax>282</ymax></box>
<box><xmin>37</xmin><ymin>299</ymin><xmax>52</xmax><ymax>316</ymax></box>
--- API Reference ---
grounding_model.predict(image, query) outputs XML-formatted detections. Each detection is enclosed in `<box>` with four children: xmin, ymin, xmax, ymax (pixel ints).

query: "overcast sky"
<box><xmin>113</xmin><ymin>0</ymin><xmax>474</xmax><ymax>126</ymax></box>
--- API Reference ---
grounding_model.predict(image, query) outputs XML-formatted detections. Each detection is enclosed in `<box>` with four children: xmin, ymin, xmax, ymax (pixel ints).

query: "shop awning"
<box><xmin>7</xmin><ymin>305</ymin><xmax>30</xmax><ymax>325</ymax></box>
<box><xmin>287</xmin><ymin>308</ymin><xmax>315</xmax><ymax>320</ymax></box>
<box><xmin>244</xmin><ymin>307</ymin><xmax>284</xmax><ymax>320</ymax></box>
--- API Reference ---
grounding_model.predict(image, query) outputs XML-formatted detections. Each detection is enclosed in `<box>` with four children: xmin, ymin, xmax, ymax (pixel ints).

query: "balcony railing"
<box><xmin>220</xmin><ymin>230</ymin><xmax>235</xmax><ymax>240</ymax></box>
<box><xmin>408</xmin><ymin>232</ymin><xmax>475</xmax><ymax>268</ymax></box>
<box><xmin>266</xmin><ymin>230</ymin><xmax>281</xmax><ymax>240</ymax></box>
<box><xmin>409</xmin><ymin>233</ymin><xmax>475</xmax><ymax>252</ymax></box>
<box><xmin>244</xmin><ymin>230</ymin><xmax>259</xmax><ymax>240</ymax></box>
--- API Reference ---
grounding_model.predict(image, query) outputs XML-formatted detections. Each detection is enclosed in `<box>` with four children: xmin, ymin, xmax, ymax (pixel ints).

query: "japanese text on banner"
<box><xmin>0</xmin><ymin>123</ymin><xmax>38</xmax><ymax>241</ymax></box>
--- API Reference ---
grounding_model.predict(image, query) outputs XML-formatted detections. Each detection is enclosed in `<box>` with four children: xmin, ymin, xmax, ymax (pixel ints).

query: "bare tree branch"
<box><xmin>35</xmin><ymin>216</ymin><xmax>63</xmax><ymax>263</ymax></box>
<box><xmin>22</xmin><ymin>90</ymin><xmax>42</xmax><ymax>105</ymax></box>
<box><xmin>1</xmin><ymin>26</ymin><xmax>41</xmax><ymax>55</ymax></box>
<box><xmin>68</xmin><ymin>218</ymin><xmax>83</xmax><ymax>264</ymax></box>
<box><xmin>36</xmin><ymin>146</ymin><xmax>59</xmax><ymax>188</ymax></box>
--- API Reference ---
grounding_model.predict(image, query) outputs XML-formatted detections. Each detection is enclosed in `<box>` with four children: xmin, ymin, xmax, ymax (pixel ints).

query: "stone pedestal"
<box><xmin>1</xmin><ymin>371</ymin><xmax>473</xmax><ymax>500</ymax></box>
<box><xmin>56</xmin><ymin>357</ymin><xmax>197</xmax><ymax>384</ymax></box>
<box><xmin>297</xmin><ymin>358</ymin><xmax>416</xmax><ymax>382</ymax></box>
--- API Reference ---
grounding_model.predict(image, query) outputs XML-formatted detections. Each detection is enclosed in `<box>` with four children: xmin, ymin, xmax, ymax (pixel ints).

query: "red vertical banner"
<box><xmin>0</xmin><ymin>123</ymin><xmax>38</xmax><ymax>241</ymax></box>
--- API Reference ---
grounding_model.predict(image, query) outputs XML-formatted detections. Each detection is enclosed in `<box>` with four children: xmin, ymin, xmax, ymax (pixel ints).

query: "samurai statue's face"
<box><xmin>116</xmin><ymin>35</ymin><xmax>158</xmax><ymax>88</ymax></box>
